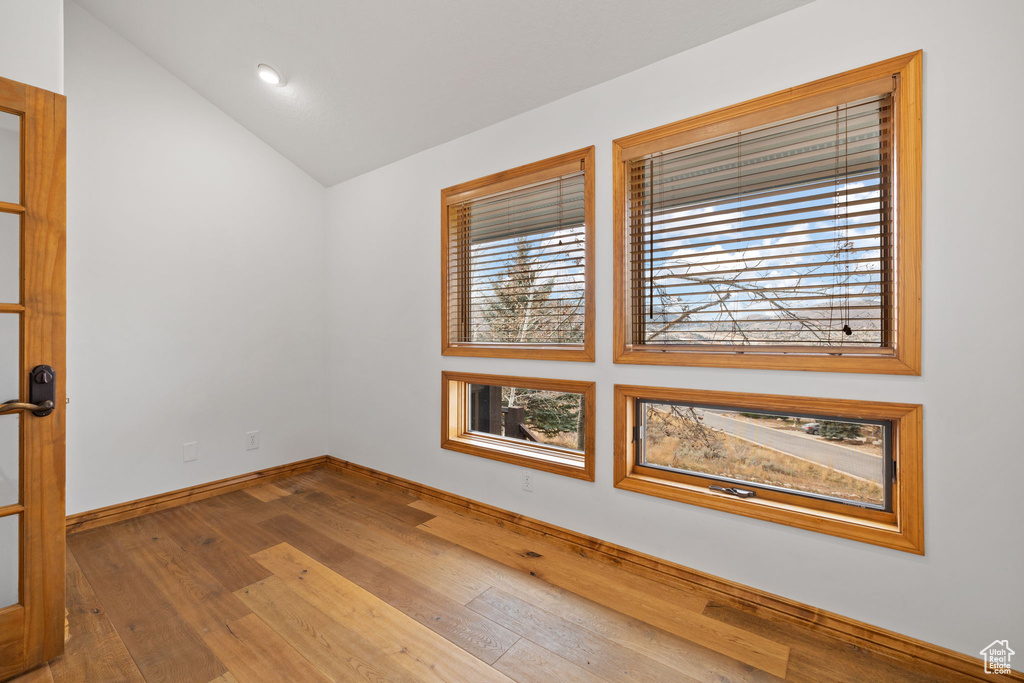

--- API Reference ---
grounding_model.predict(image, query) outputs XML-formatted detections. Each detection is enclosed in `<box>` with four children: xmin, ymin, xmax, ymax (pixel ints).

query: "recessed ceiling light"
<box><xmin>257</xmin><ymin>63</ymin><xmax>285</xmax><ymax>87</ymax></box>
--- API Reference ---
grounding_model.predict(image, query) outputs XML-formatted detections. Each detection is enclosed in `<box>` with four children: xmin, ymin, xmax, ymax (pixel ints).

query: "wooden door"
<box><xmin>0</xmin><ymin>74</ymin><xmax>67</xmax><ymax>679</ymax></box>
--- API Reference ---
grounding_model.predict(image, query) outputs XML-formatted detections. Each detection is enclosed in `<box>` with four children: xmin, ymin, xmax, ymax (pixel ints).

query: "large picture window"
<box><xmin>442</xmin><ymin>148</ymin><xmax>595</xmax><ymax>361</ymax></box>
<box><xmin>614</xmin><ymin>384</ymin><xmax>923</xmax><ymax>553</ymax></box>
<box><xmin>613</xmin><ymin>53</ymin><xmax>921</xmax><ymax>374</ymax></box>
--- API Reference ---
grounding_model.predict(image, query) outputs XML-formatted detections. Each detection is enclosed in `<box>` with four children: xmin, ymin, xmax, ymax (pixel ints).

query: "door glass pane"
<box><xmin>0</xmin><ymin>513</ymin><xmax>18</xmax><ymax>608</ymax></box>
<box><xmin>0</xmin><ymin>314</ymin><xmax>16</xmax><ymax>508</ymax></box>
<box><xmin>0</xmin><ymin>111</ymin><xmax>19</xmax><ymax>205</ymax></box>
<box><xmin>0</xmin><ymin>212</ymin><xmax>18</xmax><ymax>303</ymax></box>
<box><xmin>0</xmin><ymin>314</ymin><xmax>16</xmax><ymax>400</ymax></box>
<box><xmin>0</xmin><ymin>416</ymin><xmax>15</xmax><ymax>507</ymax></box>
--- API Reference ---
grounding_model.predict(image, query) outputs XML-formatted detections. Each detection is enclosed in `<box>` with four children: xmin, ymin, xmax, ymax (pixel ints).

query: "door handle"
<box><xmin>0</xmin><ymin>400</ymin><xmax>55</xmax><ymax>416</ymax></box>
<box><xmin>0</xmin><ymin>365</ymin><xmax>56</xmax><ymax>417</ymax></box>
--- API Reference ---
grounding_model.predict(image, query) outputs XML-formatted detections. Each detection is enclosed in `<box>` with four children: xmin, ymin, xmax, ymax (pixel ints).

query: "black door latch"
<box><xmin>29</xmin><ymin>364</ymin><xmax>56</xmax><ymax>417</ymax></box>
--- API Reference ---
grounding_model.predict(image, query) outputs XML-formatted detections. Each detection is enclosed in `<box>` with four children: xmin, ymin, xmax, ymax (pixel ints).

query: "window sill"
<box><xmin>443</xmin><ymin>432</ymin><xmax>594</xmax><ymax>481</ymax></box>
<box><xmin>615</xmin><ymin>467</ymin><xmax>920</xmax><ymax>553</ymax></box>
<box><xmin>443</xmin><ymin>342</ymin><xmax>594</xmax><ymax>363</ymax></box>
<box><xmin>613</xmin><ymin>345</ymin><xmax>919</xmax><ymax>375</ymax></box>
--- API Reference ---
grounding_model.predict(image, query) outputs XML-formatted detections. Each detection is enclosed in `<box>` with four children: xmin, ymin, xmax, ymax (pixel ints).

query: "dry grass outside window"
<box><xmin>641</xmin><ymin>405</ymin><xmax>884</xmax><ymax>507</ymax></box>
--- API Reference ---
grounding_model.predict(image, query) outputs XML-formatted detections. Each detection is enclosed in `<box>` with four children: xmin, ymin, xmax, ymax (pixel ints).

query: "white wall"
<box><xmin>324</xmin><ymin>0</ymin><xmax>1024</xmax><ymax>660</ymax></box>
<box><xmin>64</xmin><ymin>3</ymin><xmax>329</xmax><ymax>513</ymax></box>
<box><xmin>0</xmin><ymin>0</ymin><xmax>63</xmax><ymax>93</ymax></box>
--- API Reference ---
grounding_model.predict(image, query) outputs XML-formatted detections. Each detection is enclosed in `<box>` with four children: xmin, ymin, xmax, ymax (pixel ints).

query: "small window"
<box><xmin>614</xmin><ymin>385</ymin><xmax>923</xmax><ymax>553</ymax></box>
<box><xmin>613</xmin><ymin>53</ymin><xmax>921</xmax><ymax>374</ymax></box>
<box><xmin>442</xmin><ymin>372</ymin><xmax>595</xmax><ymax>481</ymax></box>
<box><xmin>442</xmin><ymin>148</ymin><xmax>595</xmax><ymax>361</ymax></box>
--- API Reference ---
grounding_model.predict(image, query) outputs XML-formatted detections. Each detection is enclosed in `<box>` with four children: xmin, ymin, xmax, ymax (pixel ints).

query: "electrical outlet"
<box><xmin>522</xmin><ymin>470</ymin><xmax>534</xmax><ymax>493</ymax></box>
<box><xmin>183</xmin><ymin>441</ymin><xmax>198</xmax><ymax>462</ymax></box>
<box><xmin>246</xmin><ymin>431</ymin><xmax>260</xmax><ymax>450</ymax></box>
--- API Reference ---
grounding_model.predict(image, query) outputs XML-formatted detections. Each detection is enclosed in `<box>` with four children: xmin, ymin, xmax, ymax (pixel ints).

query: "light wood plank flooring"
<box><xmin>12</xmin><ymin>468</ymin><xmax>965</xmax><ymax>682</ymax></box>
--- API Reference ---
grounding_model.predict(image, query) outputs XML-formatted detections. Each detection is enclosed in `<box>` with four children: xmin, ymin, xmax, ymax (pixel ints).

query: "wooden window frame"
<box><xmin>612</xmin><ymin>52</ymin><xmax>921</xmax><ymax>374</ymax></box>
<box><xmin>442</xmin><ymin>371</ymin><xmax>595</xmax><ymax>481</ymax></box>
<box><xmin>613</xmin><ymin>384</ymin><xmax>923</xmax><ymax>553</ymax></box>
<box><xmin>441</xmin><ymin>147</ymin><xmax>596</xmax><ymax>362</ymax></box>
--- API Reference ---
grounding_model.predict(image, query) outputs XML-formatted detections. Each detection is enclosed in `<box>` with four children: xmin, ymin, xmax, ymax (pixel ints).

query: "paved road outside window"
<box><xmin>696</xmin><ymin>409</ymin><xmax>884</xmax><ymax>482</ymax></box>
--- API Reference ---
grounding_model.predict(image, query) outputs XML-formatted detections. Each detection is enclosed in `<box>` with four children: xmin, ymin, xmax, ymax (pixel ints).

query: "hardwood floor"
<box><xmin>12</xmin><ymin>468</ymin><xmax>967</xmax><ymax>682</ymax></box>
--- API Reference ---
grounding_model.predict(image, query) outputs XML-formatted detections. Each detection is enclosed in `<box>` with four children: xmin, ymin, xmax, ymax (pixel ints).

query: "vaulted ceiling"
<box><xmin>74</xmin><ymin>0</ymin><xmax>813</xmax><ymax>186</ymax></box>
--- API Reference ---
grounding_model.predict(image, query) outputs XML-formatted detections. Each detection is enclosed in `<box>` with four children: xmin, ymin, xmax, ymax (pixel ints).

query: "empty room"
<box><xmin>1</xmin><ymin>0</ymin><xmax>1022</xmax><ymax>680</ymax></box>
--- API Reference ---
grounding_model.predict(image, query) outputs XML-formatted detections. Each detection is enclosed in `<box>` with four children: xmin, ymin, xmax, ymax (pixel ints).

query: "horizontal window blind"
<box><xmin>448</xmin><ymin>170</ymin><xmax>586</xmax><ymax>345</ymax></box>
<box><xmin>628</xmin><ymin>92</ymin><xmax>894</xmax><ymax>350</ymax></box>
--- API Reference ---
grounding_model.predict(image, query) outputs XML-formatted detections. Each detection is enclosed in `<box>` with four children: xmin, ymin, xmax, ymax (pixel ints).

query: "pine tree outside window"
<box><xmin>442</xmin><ymin>148</ymin><xmax>595</xmax><ymax>361</ymax></box>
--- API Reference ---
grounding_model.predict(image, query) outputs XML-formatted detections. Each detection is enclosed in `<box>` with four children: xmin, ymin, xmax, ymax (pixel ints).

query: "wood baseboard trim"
<box><xmin>322</xmin><ymin>456</ymin><xmax>1016</xmax><ymax>682</ymax></box>
<box><xmin>63</xmin><ymin>454</ymin><xmax>1014</xmax><ymax>680</ymax></box>
<box><xmin>64</xmin><ymin>456</ymin><xmax>330</xmax><ymax>532</ymax></box>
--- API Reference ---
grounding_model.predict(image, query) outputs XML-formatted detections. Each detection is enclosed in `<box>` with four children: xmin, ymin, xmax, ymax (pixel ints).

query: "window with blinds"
<box><xmin>442</xmin><ymin>148</ymin><xmax>594</xmax><ymax>361</ymax></box>
<box><xmin>629</xmin><ymin>94</ymin><xmax>892</xmax><ymax>349</ymax></box>
<box><xmin>613</xmin><ymin>54</ymin><xmax>921</xmax><ymax>374</ymax></box>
